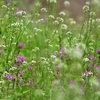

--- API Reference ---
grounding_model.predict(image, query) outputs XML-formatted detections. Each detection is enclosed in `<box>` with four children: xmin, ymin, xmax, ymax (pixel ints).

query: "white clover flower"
<box><xmin>90</xmin><ymin>11</ymin><xmax>96</xmax><ymax>17</ymax></box>
<box><xmin>11</xmin><ymin>22</ymin><xmax>23</xmax><ymax>27</ymax></box>
<box><xmin>96</xmin><ymin>18</ymin><xmax>100</xmax><ymax>23</ymax></box>
<box><xmin>69</xmin><ymin>18</ymin><xmax>76</xmax><ymax>25</ymax></box>
<box><xmin>64</xmin><ymin>1</ymin><xmax>70</xmax><ymax>7</ymax></box>
<box><xmin>51</xmin><ymin>55</ymin><xmax>56</xmax><ymax>59</ymax></box>
<box><xmin>88</xmin><ymin>72</ymin><xmax>93</xmax><ymax>75</ymax></box>
<box><xmin>45</xmin><ymin>39</ymin><xmax>50</xmax><ymax>44</ymax></box>
<box><xmin>40</xmin><ymin>57</ymin><xmax>46</xmax><ymax>60</ymax></box>
<box><xmin>70</xmin><ymin>20</ymin><xmax>76</xmax><ymax>25</ymax></box>
<box><xmin>48</xmin><ymin>44</ymin><xmax>53</xmax><ymax>47</ymax></box>
<box><xmin>83</xmin><ymin>58</ymin><xmax>89</xmax><ymax>62</ymax></box>
<box><xmin>83</xmin><ymin>5</ymin><xmax>89</xmax><ymax>12</ymax></box>
<box><xmin>9</xmin><ymin>67</ymin><xmax>17</xmax><ymax>71</ymax></box>
<box><xmin>59</xmin><ymin>12</ymin><xmax>66</xmax><ymax>16</ymax></box>
<box><xmin>41</xmin><ymin>8</ymin><xmax>47</xmax><ymax>13</ymax></box>
<box><xmin>53</xmin><ymin>30</ymin><xmax>58</xmax><ymax>34</ymax></box>
<box><xmin>36</xmin><ymin>19</ymin><xmax>46</xmax><ymax>23</ymax></box>
<box><xmin>32</xmin><ymin>47</ymin><xmax>40</xmax><ymax>52</ymax></box>
<box><xmin>47</xmin><ymin>0</ymin><xmax>57</xmax><ymax>3</ymax></box>
<box><xmin>66</xmin><ymin>31</ymin><xmax>73</xmax><ymax>35</ymax></box>
<box><xmin>57</xmin><ymin>17</ymin><xmax>64</xmax><ymax>23</ymax></box>
<box><xmin>2</xmin><ymin>5</ymin><xmax>7</xmax><ymax>9</ymax></box>
<box><xmin>23</xmin><ymin>61</ymin><xmax>28</xmax><ymax>65</ymax></box>
<box><xmin>53</xmin><ymin>20</ymin><xmax>59</xmax><ymax>25</ymax></box>
<box><xmin>42</xmin><ymin>61</ymin><xmax>49</xmax><ymax>65</ymax></box>
<box><xmin>35</xmin><ymin>47</ymin><xmax>40</xmax><ymax>51</ymax></box>
<box><xmin>16</xmin><ymin>11</ymin><xmax>26</xmax><ymax>16</ymax></box>
<box><xmin>31</xmin><ymin>60</ymin><xmax>36</xmax><ymax>64</ymax></box>
<box><xmin>88</xmin><ymin>18</ymin><xmax>95</xmax><ymax>25</ymax></box>
<box><xmin>49</xmin><ymin>15</ymin><xmax>55</xmax><ymax>19</ymax></box>
<box><xmin>61</xmin><ymin>24</ymin><xmax>68</xmax><ymax>30</ymax></box>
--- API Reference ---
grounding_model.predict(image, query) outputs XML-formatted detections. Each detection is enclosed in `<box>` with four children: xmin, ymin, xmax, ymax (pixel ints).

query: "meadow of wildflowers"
<box><xmin>0</xmin><ymin>0</ymin><xmax>100</xmax><ymax>100</ymax></box>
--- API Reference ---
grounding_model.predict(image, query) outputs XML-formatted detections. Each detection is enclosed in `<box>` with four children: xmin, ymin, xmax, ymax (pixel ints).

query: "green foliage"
<box><xmin>0</xmin><ymin>0</ymin><xmax>100</xmax><ymax>100</ymax></box>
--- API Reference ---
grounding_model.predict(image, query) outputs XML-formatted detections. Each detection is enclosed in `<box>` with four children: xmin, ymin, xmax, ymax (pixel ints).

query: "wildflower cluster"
<box><xmin>0</xmin><ymin>1</ymin><xmax>100</xmax><ymax>100</ymax></box>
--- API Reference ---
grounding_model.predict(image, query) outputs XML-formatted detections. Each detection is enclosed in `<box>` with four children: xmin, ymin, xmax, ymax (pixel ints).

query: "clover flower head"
<box><xmin>96</xmin><ymin>48</ymin><xmax>100</xmax><ymax>53</ymax></box>
<box><xmin>5</xmin><ymin>73</ymin><xmax>13</xmax><ymax>80</ymax></box>
<box><xmin>16</xmin><ymin>56</ymin><xmax>26</xmax><ymax>62</ymax></box>
<box><xmin>69</xmin><ymin>79</ymin><xmax>73</xmax><ymax>84</ymax></box>
<box><xmin>19</xmin><ymin>78</ymin><xmax>23</xmax><ymax>84</ymax></box>
<box><xmin>18</xmin><ymin>42</ymin><xmax>25</xmax><ymax>47</ymax></box>
<box><xmin>28</xmin><ymin>66</ymin><xmax>33</xmax><ymax>70</ymax></box>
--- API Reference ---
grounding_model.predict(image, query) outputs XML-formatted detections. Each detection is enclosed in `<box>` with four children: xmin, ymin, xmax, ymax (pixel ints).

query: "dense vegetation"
<box><xmin>0</xmin><ymin>0</ymin><xmax>100</xmax><ymax>100</ymax></box>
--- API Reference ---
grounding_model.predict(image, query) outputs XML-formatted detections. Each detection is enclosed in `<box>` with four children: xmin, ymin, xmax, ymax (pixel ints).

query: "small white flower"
<box><xmin>83</xmin><ymin>58</ymin><xmax>89</xmax><ymax>62</ymax></box>
<box><xmin>2</xmin><ymin>5</ymin><xmax>7</xmax><ymax>9</ymax></box>
<box><xmin>90</xmin><ymin>11</ymin><xmax>96</xmax><ymax>17</ymax></box>
<box><xmin>36</xmin><ymin>19</ymin><xmax>46</xmax><ymax>23</ymax></box>
<box><xmin>41</xmin><ymin>8</ymin><xmax>47</xmax><ymax>13</ymax></box>
<box><xmin>59</xmin><ymin>12</ymin><xmax>66</xmax><ymax>16</ymax></box>
<box><xmin>16</xmin><ymin>11</ymin><xmax>26</xmax><ymax>16</ymax></box>
<box><xmin>64</xmin><ymin>1</ymin><xmax>70</xmax><ymax>7</ymax></box>
<box><xmin>57</xmin><ymin>17</ymin><xmax>64</xmax><ymax>23</ymax></box>
<box><xmin>53</xmin><ymin>20</ymin><xmax>59</xmax><ymax>25</ymax></box>
<box><xmin>96</xmin><ymin>18</ymin><xmax>100</xmax><ymax>23</ymax></box>
<box><xmin>9</xmin><ymin>67</ymin><xmax>17</xmax><ymax>71</ymax></box>
<box><xmin>47</xmin><ymin>0</ymin><xmax>57</xmax><ymax>3</ymax></box>
<box><xmin>61</xmin><ymin>24</ymin><xmax>68</xmax><ymax>30</ymax></box>
<box><xmin>40</xmin><ymin>57</ymin><xmax>46</xmax><ymax>60</ymax></box>
<box><xmin>83</xmin><ymin>5</ymin><xmax>89</xmax><ymax>12</ymax></box>
<box><xmin>31</xmin><ymin>60</ymin><xmax>36</xmax><ymax>64</ymax></box>
<box><xmin>49</xmin><ymin>15</ymin><xmax>55</xmax><ymax>19</ymax></box>
<box><xmin>51</xmin><ymin>55</ymin><xmax>56</xmax><ymax>59</ymax></box>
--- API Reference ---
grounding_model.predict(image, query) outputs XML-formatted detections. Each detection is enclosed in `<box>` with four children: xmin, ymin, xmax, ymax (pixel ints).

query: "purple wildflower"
<box><xmin>20</xmin><ymin>70</ymin><xmax>25</xmax><ymax>74</ymax></box>
<box><xmin>19</xmin><ymin>78</ymin><xmax>23</xmax><ymax>84</ymax></box>
<box><xmin>5</xmin><ymin>73</ymin><xmax>13</xmax><ymax>80</ymax></box>
<box><xmin>89</xmin><ymin>63</ymin><xmax>93</xmax><ymax>67</ymax></box>
<box><xmin>18</xmin><ymin>70</ymin><xmax>25</xmax><ymax>77</ymax></box>
<box><xmin>69</xmin><ymin>79</ymin><xmax>73</xmax><ymax>84</ymax></box>
<box><xmin>96</xmin><ymin>66</ymin><xmax>100</xmax><ymax>70</ymax></box>
<box><xmin>96</xmin><ymin>48</ymin><xmax>100</xmax><ymax>53</ymax></box>
<box><xmin>59</xmin><ymin>73</ymin><xmax>62</xmax><ymax>77</ymax></box>
<box><xmin>87</xmin><ymin>54</ymin><xmax>94</xmax><ymax>60</ymax></box>
<box><xmin>28</xmin><ymin>66</ymin><xmax>33</xmax><ymax>70</ymax></box>
<box><xmin>27</xmin><ymin>78</ymin><xmax>34</xmax><ymax>86</ymax></box>
<box><xmin>16</xmin><ymin>56</ymin><xmax>26</xmax><ymax>62</ymax></box>
<box><xmin>18</xmin><ymin>73</ymin><xmax>20</xmax><ymax>77</ymax></box>
<box><xmin>27</xmin><ymin>80</ymin><xmax>31</xmax><ymax>86</ymax></box>
<box><xmin>18</xmin><ymin>42</ymin><xmax>25</xmax><ymax>47</ymax></box>
<box><xmin>94</xmin><ymin>64</ymin><xmax>97</xmax><ymax>67</ymax></box>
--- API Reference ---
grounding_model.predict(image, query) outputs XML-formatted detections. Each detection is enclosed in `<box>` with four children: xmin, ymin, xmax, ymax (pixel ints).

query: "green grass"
<box><xmin>0</xmin><ymin>0</ymin><xmax>100</xmax><ymax>100</ymax></box>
